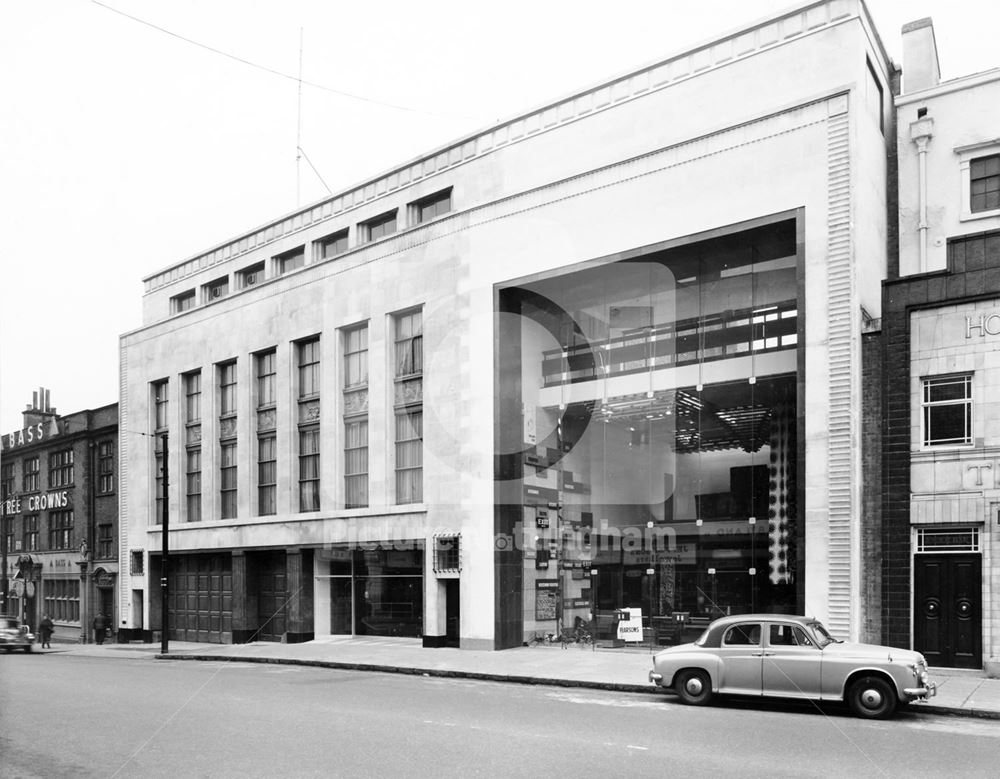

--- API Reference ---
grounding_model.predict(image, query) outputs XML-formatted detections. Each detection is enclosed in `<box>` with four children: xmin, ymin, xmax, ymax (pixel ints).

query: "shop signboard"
<box><xmin>616</xmin><ymin>607</ymin><xmax>644</xmax><ymax>642</ymax></box>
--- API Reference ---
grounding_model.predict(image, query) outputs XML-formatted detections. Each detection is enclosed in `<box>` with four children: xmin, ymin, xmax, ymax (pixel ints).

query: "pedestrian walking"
<box><xmin>39</xmin><ymin>614</ymin><xmax>54</xmax><ymax>648</ymax></box>
<box><xmin>93</xmin><ymin>611</ymin><xmax>107</xmax><ymax>645</ymax></box>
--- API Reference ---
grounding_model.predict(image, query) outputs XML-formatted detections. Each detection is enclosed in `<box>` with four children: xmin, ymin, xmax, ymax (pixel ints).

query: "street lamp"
<box><xmin>77</xmin><ymin>540</ymin><xmax>90</xmax><ymax>644</ymax></box>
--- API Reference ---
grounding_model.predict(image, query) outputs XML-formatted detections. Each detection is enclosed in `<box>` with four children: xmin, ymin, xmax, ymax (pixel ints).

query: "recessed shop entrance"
<box><xmin>326</xmin><ymin>546</ymin><xmax>424</xmax><ymax>638</ymax></box>
<box><xmin>913</xmin><ymin>528</ymin><xmax>982</xmax><ymax>668</ymax></box>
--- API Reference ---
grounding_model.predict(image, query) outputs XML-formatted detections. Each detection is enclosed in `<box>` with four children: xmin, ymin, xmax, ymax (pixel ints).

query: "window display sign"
<box><xmin>616</xmin><ymin>607</ymin><xmax>643</xmax><ymax>642</ymax></box>
<box><xmin>535</xmin><ymin>580</ymin><xmax>558</xmax><ymax>620</ymax></box>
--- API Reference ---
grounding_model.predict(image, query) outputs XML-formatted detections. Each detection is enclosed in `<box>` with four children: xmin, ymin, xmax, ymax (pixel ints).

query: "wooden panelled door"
<box><xmin>914</xmin><ymin>554</ymin><xmax>981</xmax><ymax>669</ymax></box>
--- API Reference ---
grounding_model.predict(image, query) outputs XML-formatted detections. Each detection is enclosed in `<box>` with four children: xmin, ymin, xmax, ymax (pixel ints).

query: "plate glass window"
<box><xmin>414</xmin><ymin>189</ymin><xmax>452</xmax><ymax>224</ymax></box>
<box><xmin>922</xmin><ymin>375</ymin><xmax>972</xmax><ymax>446</ymax></box>
<box><xmin>971</xmin><ymin>155</ymin><xmax>1000</xmax><ymax>213</ymax></box>
<box><xmin>364</xmin><ymin>211</ymin><xmax>397</xmax><ymax>242</ymax></box>
<box><xmin>320</xmin><ymin>230</ymin><xmax>349</xmax><ymax>259</ymax></box>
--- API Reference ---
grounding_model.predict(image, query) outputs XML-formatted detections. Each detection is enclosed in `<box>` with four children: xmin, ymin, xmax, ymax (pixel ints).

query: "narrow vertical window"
<box><xmin>344</xmin><ymin>324</ymin><xmax>369</xmax><ymax>509</ymax></box>
<box><xmin>0</xmin><ymin>462</ymin><xmax>13</xmax><ymax>501</ymax></box>
<box><xmin>394</xmin><ymin>310</ymin><xmax>423</xmax><ymax>504</ymax></box>
<box><xmin>97</xmin><ymin>441</ymin><xmax>115</xmax><ymax>494</ymax></box>
<box><xmin>256</xmin><ymin>350</ymin><xmax>277</xmax><ymax>516</ymax></box>
<box><xmin>152</xmin><ymin>380</ymin><xmax>168</xmax><ymax>524</ymax></box>
<box><xmin>297</xmin><ymin>338</ymin><xmax>321</xmax><ymax>511</ymax></box>
<box><xmin>218</xmin><ymin>361</ymin><xmax>238</xmax><ymax>519</ymax></box>
<box><xmin>23</xmin><ymin>457</ymin><xmax>39</xmax><ymax>493</ymax></box>
<box><xmin>23</xmin><ymin>514</ymin><xmax>39</xmax><ymax>552</ymax></box>
<box><xmin>184</xmin><ymin>371</ymin><xmax>202</xmax><ymax>522</ymax></box>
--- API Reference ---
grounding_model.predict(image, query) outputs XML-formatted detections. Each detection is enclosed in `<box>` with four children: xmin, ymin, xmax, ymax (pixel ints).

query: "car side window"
<box><xmin>723</xmin><ymin>623</ymin><xmax>761</xmax><ymax>646</ymax></box>
<box><xmin>769</xmin><ymin>624</ymin><xmax>815</xmax><ymax>647</ymax></box>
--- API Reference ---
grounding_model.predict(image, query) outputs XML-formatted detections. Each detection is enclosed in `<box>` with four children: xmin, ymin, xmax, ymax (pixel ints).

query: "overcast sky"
<box><xmin>2</xmin><ymin>0</ymin><xmax>998</xmax><ymax>433</ymax></box>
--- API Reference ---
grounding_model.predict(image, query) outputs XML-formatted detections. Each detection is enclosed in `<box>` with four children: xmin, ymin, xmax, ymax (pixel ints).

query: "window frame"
<box><xmin>203</xmin><ymin>276</ymin><xmax>230</xmax><ymax>302</ymax></box>
<box><xmin>48</xmin><ymin>509</ymin><xmax>74</xmax><ymax>550</ymax></box>
<box><xmin>970</xmin><ymin>154</ymin><xmax>1000</xmax><ymax>214</ymax></box>
<box><xmin>411</xmin><ymin>188</ymin><xmax>452</xmax><ymax>224</ymax></box>
<box><xmin>957</xmin><ymin>142</ymin><xmax>1000</xmax><ymax>222</ymax></box>
<box><xmin>317</xmin><ymin>229</ymin><xmax>349</xmax><ymax>260</ymax></box>
<box><xmin>97</xmin><ymin>440</ymin><xmax>115</xmax><ymax>494</ymax></box>
<box><xmin>237</xmin><ymin>261</ymin><xmax>265</xmax><ymax>289</ymax></box>
<box><xmin>361</xmin><ymin>210</ymin><xmax>398</xmax><ymax>243</ymax></box>
<box><xmin>275</xmin><ymin>245</ymin><xmax>306</xmax><ymax>275</ymax></box>
<box><xmin>171</xmin><ymin>289</ymin><xmax>196</xmax><ymax>313</ymax></box>
<box><xmin>23</xmin><ymin>514</ymin><xmax>39</xmax><ymax>552</ymax></box>
<box><xmin>921</xmin><ymin>374</ymin><xmax>973</xmax><ymax>448</ymax></box>
<box><xmin>23</xmin><ymin>456</ymin><xmax>39</xmax><ymax>493</ymax></box>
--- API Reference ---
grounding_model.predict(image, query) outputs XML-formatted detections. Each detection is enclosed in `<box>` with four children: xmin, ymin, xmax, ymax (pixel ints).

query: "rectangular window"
<box><xmin>258</xmin><ymin>435</ymin><xmax>277</xmax><ymax>515</ymax></box>
<box><xmin>395</xmin><ymin>310</ymin><xmax>423</xmax><ymax>377</ymax></box>
<box><xmin>130</xmin><ymin>550</ymin><xmax>144</xmax><ymax>576</ymax></box>
<box><xmin>23</xmin><ymin>514</ymin><xmax>38</xmax><ymax>552</ymax></box>
<box><xmin>345</xmin><ymin>419</ymin><xmax>368</xmax><ymax>509</ymax></box>
<box><xmin>299</xmin><ymin>428</ymin><xmax>320</xmax><ymax>512</ymax></box>
<box><xmin>2</xmin><ymin>517</ymin><xmax>13</xmax><ymax>556</ymax></box>
<box><xmin>23</xmin><ymin>456</ymin><xmax>39</xmax><ymax>493</ymax></box>
<box><xmin>319</xmin><ymin>230</ymin><xmax>349</xmax><ymax>260</ymax></box>
<box><xmin>186</xmin><ymin>448</ymin><xmax>202</xmax><ymax>522</ymax></box>
<box><xmin>43</xmin><ymin>579</ymin><xmax>80</xmax><ymax>623</ymax></box>
<box><xmin>395</xmin><ymin>409</ymin><xmax>423</xmax><ymax>504</ymax></box>
<box><xmin>204</xmin><ymin>277</ymin><xmax>229</xmax><ymax>302</ymax></box>
<box><xmin>97</xmin><ymin>524</ymin><xmax>113</xmax><ymax>559</ymax></box>
<box><xmin>184</xmin><ymin>371</ymin><xmax>202</xmax><ymax>522</ymax></box>
<box><xmin>219</xmin><ymin>361</ymin><xmax>238</xmax><ymax>417</ymax></box>
<box><xmin>238</xmin><ymin>261</ymin><xmax>265</xmax><ymax>289</ymax></box>
<box><xmin>413</xmin><ymin>188</ymin><xmax>452</xmax><ymax>223</ymax></box>
<box><xmin>345</xmin><ymin>325</ymin><xmax>368</xmax><ymax>389</ymax></box>
<box><xmin>256</xmin><ymin>350</ymin><xmax>276</xmax><ymax>408</ymax></box>
<box><xmin>48</xmin><ymin>449</ymin><xmax>74</xmax><ymax>487</ymax></box>
<box><xmin>922</xmin><ymin>375</ymin><xmax>973</xmax><ymax>446</ymax></box>
<box><xmin>48</xmin><ymin>510</ymin><xmax>74</xmax><ymax>550</ymax></box>
<box><xmin>971</xmin><ymin>155</ymin><xmax>1000</xmax><ymax>213</ymax></box>
<box><xmin>362</xmin><ymin>210</ymin><xmax>397</xmax><ymax>243</ymax></box>
<box><xmin>433</xmin><ymin>535</ymin><xmax>460</xmax><ymax>573</ymax></box>
<box><xmin>916</xmin><ymin>527</ymin><xmax>980</xmax><ymax>552</ymax></box>
<box><xmin>220</xmin><ymin>441</ymin><xmax>238</xmax><ymax>519</ymax></box>
<box><xmin>277</xmin><ymin>246</ymin><xmax>305</xmax><ymax>274</ymax></box>
<box><xmin>171</xmin><ymin>289</ymin><xmax>196</xmax><ymax>313</ymax></box>
<box><xmin>298</xmin><ymin>338</ymin><xmax>320</xmax><ymax>398</ymax></box>
<box><xmin>1</xmin><ymin>462</ymin><xmax>14</xmax><ymax>500</ymax></box>
<box><xmin>184</xmin><ymin>371</ymin><xmax>202</xmax><ymax>424</ymax></box>
<box><xmin>97</xmin><ymin>441</ymin><xmax>115</xmax><ymax>494</ymax></box>
<box><xmin>154</xmin><ymin>380</ymin><xmax>169</xmax><ymax>431</ymax></box>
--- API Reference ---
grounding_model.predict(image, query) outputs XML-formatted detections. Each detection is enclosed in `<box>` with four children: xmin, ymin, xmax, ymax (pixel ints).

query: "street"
<box><xmin>1</xmin><ymin>651</ymin><xmax>998</xmax><ymax>778</ymax></box>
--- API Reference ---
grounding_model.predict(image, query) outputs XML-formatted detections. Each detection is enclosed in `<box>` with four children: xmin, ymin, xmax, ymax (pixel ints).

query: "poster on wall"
<box><xmin>535</xmin><ymin>580</ymin><xmax>558</xmax><ymax>620</ymax></box>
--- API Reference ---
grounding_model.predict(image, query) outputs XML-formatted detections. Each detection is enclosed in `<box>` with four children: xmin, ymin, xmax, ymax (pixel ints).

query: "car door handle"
<box><xmin>751</xmin><ymin>651</ymin><xmax>775</xmax><ymax>657</ymax></box>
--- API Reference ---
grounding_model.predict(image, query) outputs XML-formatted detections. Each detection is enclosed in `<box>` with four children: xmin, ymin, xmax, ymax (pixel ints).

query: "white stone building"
<box><xmin>119</xmin><ymin>0</ymin><xmax>894</xmax><ymax>649</ymax></box>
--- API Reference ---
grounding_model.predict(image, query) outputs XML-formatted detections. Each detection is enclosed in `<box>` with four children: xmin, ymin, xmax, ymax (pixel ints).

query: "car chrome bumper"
<box><xmin>649</xmin><ymin>670</ymin><xmax>663</xmax><ymax>685</ymax></box>
<box><xmin>903</xmin><ymin>682</ymin><xmax>937</xmax><ymax>700</ymax></box>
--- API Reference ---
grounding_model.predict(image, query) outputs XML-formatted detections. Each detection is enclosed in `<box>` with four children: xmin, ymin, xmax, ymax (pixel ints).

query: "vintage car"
<box><xmin>0</xmin><ymin>615</ymin><xmax>35</xmax><ymax>652</ymax></box>
<box><xmin>648</xmin><ymin>614</ymin><xmax>936</xmax><ymax>719</ymax></box>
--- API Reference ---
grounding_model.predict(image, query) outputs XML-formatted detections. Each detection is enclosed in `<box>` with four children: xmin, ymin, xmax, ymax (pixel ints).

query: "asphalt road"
<box><xmin>1</xmin><ymin>651</ymin><xmax>998</xmax><ymax>778</ymax></box>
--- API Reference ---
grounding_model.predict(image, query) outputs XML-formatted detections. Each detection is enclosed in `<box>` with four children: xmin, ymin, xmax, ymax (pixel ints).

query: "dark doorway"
<box><xmin>914</xmin><ymin>554</ymin><xmax>981</xmax><ymax>668</ymax></box>
<box><xmin>255</xmin><ymin>553</ymin><xmax>287</xmax><ymax>642</ymax></box>
<box><xmin>331</xmin><ymin>578</ymin><xmax>352</xmax><ymax>634</ymax></box>
<box><xmin>445</xmin><ymin>579</ymin><xmax>460</xmax><ymax>647</ymax></box>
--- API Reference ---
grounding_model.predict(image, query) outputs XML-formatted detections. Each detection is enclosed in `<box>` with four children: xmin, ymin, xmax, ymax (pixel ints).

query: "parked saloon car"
<box><xmin>649</xmin><ymin>614</ymin><xmax>936</xmax><ymax>719</ymax></box>
<box><xmin>0</xmin><ymin>615</ymin><xmax>35</xmax><ymax>652</ymax></box>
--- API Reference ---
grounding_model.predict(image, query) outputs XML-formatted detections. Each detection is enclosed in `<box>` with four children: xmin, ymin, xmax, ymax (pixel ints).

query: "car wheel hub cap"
<box><xmin>686</xmin><ymin>678</ymin><xmax>703</xmax><ymax>695</ymax></box>
<box><xmin>861</xmin><ymin>688</ymin><xmax>883</xmax><ymax>708</ymax></box>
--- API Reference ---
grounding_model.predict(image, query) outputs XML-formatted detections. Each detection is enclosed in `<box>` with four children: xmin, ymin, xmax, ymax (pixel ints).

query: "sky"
<box><xmin>2</xmin><ymin>0</ymin><xmax>998</xmax><ymax>433</ymax></box>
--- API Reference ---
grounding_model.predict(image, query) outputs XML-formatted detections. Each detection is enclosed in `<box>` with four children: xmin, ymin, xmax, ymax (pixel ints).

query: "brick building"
<box><xmin>1</xmin><ymin>389</ymin><xmax>119</xmax><ymax>642</ymax></box>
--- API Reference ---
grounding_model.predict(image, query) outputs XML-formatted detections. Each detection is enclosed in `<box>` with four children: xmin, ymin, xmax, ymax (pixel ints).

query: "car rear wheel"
<box><xmin>674</xmin><ymin>669</ymin><xmax>713</xmax><ymax>706</ymax></box>
<box><xmin>847</xmin><ymin>676</ymin><xmax>896</xmax><ymax>719</ymax></box>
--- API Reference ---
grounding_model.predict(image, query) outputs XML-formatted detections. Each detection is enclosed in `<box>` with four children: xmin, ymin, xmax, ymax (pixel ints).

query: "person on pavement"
<box><xmin>39</xmin><ymin>614</ymin><xmax>54</xmax><ymax>648</ymax></box>
<box><xmin>93</xmin><ymin>612</ymin><xmax>107</xmax><ymax>645</ymax></box>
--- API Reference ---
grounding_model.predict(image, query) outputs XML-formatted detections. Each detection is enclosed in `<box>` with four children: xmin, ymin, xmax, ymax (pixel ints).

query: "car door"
<box><xmin>717</xmin><ymin>622</ymin><xmax>764</xmax><ymax>695</ymax></box>
<box><xmin>762</xmin><ymin>623</ymin><xmax>823</xmax><ymax>699</ymax></box>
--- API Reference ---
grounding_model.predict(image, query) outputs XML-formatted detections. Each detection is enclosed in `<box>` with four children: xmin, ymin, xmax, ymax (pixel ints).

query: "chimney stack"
<box><xmin>901</xmin><ymin>18</ymin><xmax>941</xmax><ymax>95</ymax></box>
<box><xmin>22</xmin><ymin>386</ymin><xmax>58</xmax><ymax>428</ymax></box>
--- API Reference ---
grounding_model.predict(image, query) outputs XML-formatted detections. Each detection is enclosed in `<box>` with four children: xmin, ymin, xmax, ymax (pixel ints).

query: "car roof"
<box><xmin>698</xmin><ymin>614</ymin><xmax>819</xmax><ymax>647</ymax></box>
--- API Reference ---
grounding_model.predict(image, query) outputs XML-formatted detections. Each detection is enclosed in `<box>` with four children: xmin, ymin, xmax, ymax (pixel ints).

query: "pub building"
<box><xmin>875</xmin><ymin>19</ymin><xmax>1000</xmax><ymax>674</ymax></box>
<box><xmin>0</xmin><ymin>389</ymin><xmax>118</xmax><ymax>642</ymax></box>
<box><xmin>120</xmin><ymin>0</ymin><xmax>894</xmax><ymax>649</ymax></box>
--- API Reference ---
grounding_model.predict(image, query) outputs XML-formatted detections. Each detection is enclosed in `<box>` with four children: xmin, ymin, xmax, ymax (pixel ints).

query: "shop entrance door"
<box><xmin>445</xmin><ymin>579</ymin><xmax>460</xmax><ymax>647</ymax></box>
<box><xmin>330</xmin><ymin>578</ymin><xmax>352</xmax><ymax>634</ymax></box>
<box><xmin>256</xmin><ymin>555</ymin><xmax>287</xmax><ymax>642</ymax></box>
<box><xmin>914</xmin><ymin>554</ymin><xmax>981</xmax><ymax>668</ymax></box>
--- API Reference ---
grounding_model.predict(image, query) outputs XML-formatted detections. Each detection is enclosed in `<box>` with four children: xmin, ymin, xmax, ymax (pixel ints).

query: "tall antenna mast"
<box><xmin>296</xmin><ymin>27</ymin><xmax>303</xmax><ymax>206</ymax></box>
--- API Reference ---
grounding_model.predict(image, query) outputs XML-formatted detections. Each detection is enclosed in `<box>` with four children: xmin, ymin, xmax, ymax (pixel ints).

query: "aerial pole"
<box><xmin>296</xmin><ymin>27</ymin><xmax>303</xmax><ymax>206</ymax></box>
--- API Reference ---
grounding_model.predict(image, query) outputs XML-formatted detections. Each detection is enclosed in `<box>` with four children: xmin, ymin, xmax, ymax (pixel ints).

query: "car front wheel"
<box><xmin>847</xmin><ymin>676</ymin><xmax>897</xmax><ymax>719</ymax></box>
<box><xmin>674</xmin><ymin>669</ymin><xmax>713</xmax><ymax>706</ymax></box>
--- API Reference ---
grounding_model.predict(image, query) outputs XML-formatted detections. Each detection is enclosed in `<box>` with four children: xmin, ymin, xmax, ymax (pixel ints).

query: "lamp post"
<box><xmin>160</xmin><ymin>432</ymin><xmax>169</xmax><ymax>655</ymax></box>
<box><xmin>646</xmin><ymin>520</ymin><xmax>656</xmax><ymax>651</ymax></box>
<box><xmin>77</xmin><ymin>541</ymin><xmax>90</xmax><ymax>644</ymax></box>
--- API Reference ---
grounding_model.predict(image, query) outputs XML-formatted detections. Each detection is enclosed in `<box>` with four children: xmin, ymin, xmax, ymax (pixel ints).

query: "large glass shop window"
<box><xmin>497</xmin><ymin>219</ymin><xmax>800</xmax><ymax>643</ymax></box>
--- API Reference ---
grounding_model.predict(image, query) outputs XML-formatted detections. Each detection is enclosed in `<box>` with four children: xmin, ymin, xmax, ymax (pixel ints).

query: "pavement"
<box><xmin>26</xmin><ymin>634</ymin><xmax>1000</xmax><ymax>720</ymax></box>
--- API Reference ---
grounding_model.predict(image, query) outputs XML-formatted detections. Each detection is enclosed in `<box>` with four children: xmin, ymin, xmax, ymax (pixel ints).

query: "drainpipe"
<box><xmin>909</xmin><ymin>115</ymin><xmax>934</xmax><ymax>273</ymax></box>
